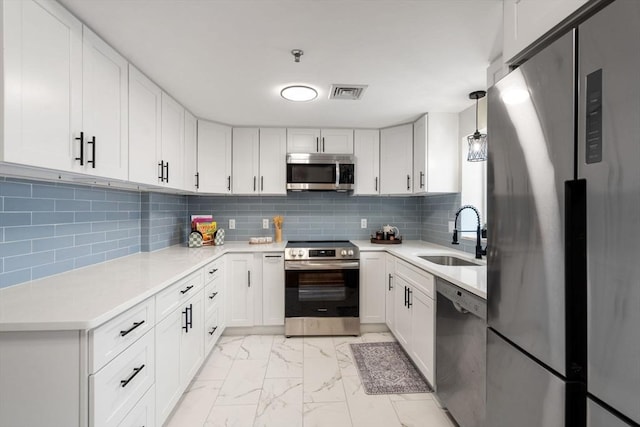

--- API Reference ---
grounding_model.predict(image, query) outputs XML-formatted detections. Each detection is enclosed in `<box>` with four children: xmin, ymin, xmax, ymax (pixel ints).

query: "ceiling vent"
<box><xmin>329</xmin><ymin>84</ymin><xmax>368</xmax><ymax>100</ymax></box>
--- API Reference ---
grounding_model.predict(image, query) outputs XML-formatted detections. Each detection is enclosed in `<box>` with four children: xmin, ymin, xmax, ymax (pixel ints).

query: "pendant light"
<box><xmin>467</xmin><ymin>90</ymin><xmax>488</xmax><ymax>162</ymax></box>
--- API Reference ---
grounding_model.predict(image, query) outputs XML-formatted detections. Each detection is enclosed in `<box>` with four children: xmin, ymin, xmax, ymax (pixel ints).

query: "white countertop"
<box><xmin>0</xmin><ymin>242</ymin><xmax>286</xmax><ymax>332</ymax></box>
<box><xmin>352</xmin><ymin>240</ymin><xmax>487</xmax><ymax>299</ymax></box>
<box><xmin>0</xmin><ymin>239</ymin><xmax>485</xmax><ymax>332</ymax></box>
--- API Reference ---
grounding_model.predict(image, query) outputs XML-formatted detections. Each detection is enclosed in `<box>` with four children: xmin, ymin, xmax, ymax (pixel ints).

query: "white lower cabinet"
<box><xmin>360</xmin><ymin>252</ymin><xmax>387</xmax><ymax>323</ymax></box>
<box><xmin>390</xmin><ymin>258</ymin><xmax>436</xmax><ymax>387</ymax></box>
<box><xmin>226</xmin><ymin>253</ymin><xmax>255</xmax><ymax>327</ymax></box>
<box><xmin>262</xmin><ymin>253</ymin><xmax>285</xmax><ymax>326</ymax></box>
<box><xmin>385</xmin><ymin>254</ymin><xmax>396</xmax><ymax>332</ymax></box>
<box><xmin>118</xmin><ymin>386</ymin><xmax>155</xmax><ymax>427</ymax></box>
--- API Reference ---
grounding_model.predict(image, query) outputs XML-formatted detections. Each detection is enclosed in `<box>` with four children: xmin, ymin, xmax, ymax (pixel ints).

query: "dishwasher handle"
<box><xmin>453</xmin><ymin>301</ymin><xmax>470</xmax><ymax>314</ymax></box>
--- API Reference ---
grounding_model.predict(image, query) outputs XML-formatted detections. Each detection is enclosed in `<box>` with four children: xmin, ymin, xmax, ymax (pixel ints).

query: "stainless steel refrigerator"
<box><xmin>486</xmin><ymin>1</ymin><xmax>640</xmax><ymax>426</ymax></box>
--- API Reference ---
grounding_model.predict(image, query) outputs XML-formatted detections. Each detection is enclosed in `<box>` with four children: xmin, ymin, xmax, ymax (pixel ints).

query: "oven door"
<box><xmin>285</xmin><ymin>260</ymin><xmax>359</xmax><ymax>318</ymax></box>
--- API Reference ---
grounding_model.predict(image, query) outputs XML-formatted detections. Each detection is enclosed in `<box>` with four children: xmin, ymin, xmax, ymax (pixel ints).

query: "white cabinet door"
<box><xmin>155</xmin><ymin>309</ymin><xmax>181</xmax><ymax>426</ymax></box>
<box><xmin>410</xmin><ymin>287</ymin><xmax>435</xmax><ymax>385</ymax></box>
<box><xmin>321</xmin><ymin>129</ymin><xmax>354</xmax><ymax>154</ymax></box>
<box><xmin>232</xmin><ymin>128</ymin><xmax>260</xmax><ymax>195</ymax></box>
<box><xmin>179</xmin><ymin>292</ymin><xmax>204</xmax><ymax>387</ymax></box>
<box><xmin>393</xmin><ymin>275</ymin><xmax>412</xmax><ymax>349</ymax></box>
<box><xmin>128</xmin><ymin>65</ymin><xmax>162</xmax><ymax>186</ymax></box>
<box><xmin>380</xmin><ymin>124</ymin><xmax>413</xmax><ymax>195</ymax></box>
<box><xmin>82</xmin><ymin>26</ymin><xmax>128</xmax><ymax>180</ymax></box>
<box><xmin>354</xmin><ymin>129</ymin><xmax>380</xmax><ymax>195</ymax></box>
<box><xmin>360</xmin><ymin>252</ymin><xmax>386</xmax><ymax>324</ymax></box>
<box><xmin>3</xmin><ymin>0</ymin><xmax>82</xmax><ymax>172</ymax></box>
<box><xmin>262</xmin><ymin>253</ymin><xmax>285</xmax><ymax>326</ymax></box>
<box><xmin>259</xmin><ymin>128</ymin><xmax>287</xmax><ymax>195</ymax></box>
<box><xmin>426</xmin><ymin>113</ymin><xmax>459</xmax><ymax>193</ymax></box>
<box><xmin>184</xmin><ymin>110</ymin><xmax>198</xmax><ymax>191</ymax></box>
<box><xmin>286</xmin><ymin>128</ymin><xmax>320</xmax><ymax>153</ymax></box>
<box><xmin>385</xmin><ymin>255</ymin><xmax>396</xmax><ymax>332</ymax></box>
<box><xmin>226</xmin><ymin>254</ymin><xmax>254</xmax><ymax>327</ymax></box>
<box><xmin>413</xmin><ymin>115</ymin><xmax>427</xmax><ymax>194</ymax></box>
<box><xmin>161</xmin><ymin>92</ymin><xmax>185</xmax><ymax>190</ymax></box>
<box><xmin>197</xmin><ymin>120</ymin><xmax>232</xmax><ymax>193</ymax></box>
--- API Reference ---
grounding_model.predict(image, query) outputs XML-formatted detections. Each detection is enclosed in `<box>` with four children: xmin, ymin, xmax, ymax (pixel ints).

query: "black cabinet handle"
<box><xmin>180</xmin><ymin>285</ymin><xmax>194</xmax><ymax>295</ymax></box>
<box><xmin>375</xmin><ymin>177</ymin><xmax>378</xmax><ymax>192</ymax></box>
<box><xmin>261</xmin><ymin>176</ymin><xmax>264</xmax><ymax>191</ymax></box>
<box><xmin>75</xmin><ymin>132</ymin><xmax>84</xmax><ymax>166</ymax></box>
<box><xmin>182</xmin><ymin>303</ymin><xmax>193</xmax><ymax>332</ymax></box>
<box><xmin>388</xmin><ymin>274</ymin><xmax>393</xmax><ymax>291</ymax></box>
<box><xmin>265</xmin><ymin>255</ymin><xmax>282</xmax><ymax>258</ymax></box>
<box><xmin>407</xmin><ymin>174</ymin><xmax>411</xmax><ymax>191</ymax></box>
<box><xmin>195</xmin><ymin>172</ymin><xmax>200</xmax><ymax>189</ymax></box>
<box><xmin>187</xmin><ymin>303</ymin><xmax>193</xmax><ymax>330</ymax></box>
<box><xmin>408</xmin><ymin>288</ymin><xmax>413</xmax><ymax>308</ymax></box>
<box><xmin>209</xmin><ymin>291</ymin><xmax>218</xmax><ymax>300</ymax></box>
<box><xmin>120</xmin><ymin>364</ymin><xmax>145</xmax><ymax>388</ymax></box>
<box><xmin>248</xmin><ymin>271</ymin><xmax>251</xmax><ymax>287</ymax></box>
<box><xmin>322</xmin><ymin>137</ymin><xmax>325</xmax><ymax>152</ymax></box>
<box><xmin>158</xmin><ymin>161</ymin><xmax>165</xmax><ymax>181</ymax></box>
<box><xmin>419</xmin><ymin>171</ymin><xmax>424</xmax><ymax>189</ymax></box>
<box><xmin>316</xmin><ymin>137</ymin><xmax>319</xmax><ymax>152</ymax></box>
<box><xmin>253</xmin><ymin>176</ymin><xmax>256</xmax><ymax>192</ymax></box>
<box><xmin>87</xmin><ymin>136</ymin><xmax>96</xmax><ymax>168</ymax></box>
<box><xmin>227</xmin><ymin>176</ymin><xmax>231</xmax><ymax>191</ymax></box>
<box><xmin>209</xmin><ymin>268</ymin><xmax>218</xmax><ymax>274</ymax></box>
<box><xmin>208</xmin><ymin>326</ymin><xmax>218</xmax><ymax>336</ymax></box>
<box><xmin>120</xmin><ymin>320</ymin><xmax>145</xmax><ymax>337</ymax></box>
<box><xmin>164</xmin><ymin>162</ymin><xmax>169</xmax><ymax>183</ymax></box>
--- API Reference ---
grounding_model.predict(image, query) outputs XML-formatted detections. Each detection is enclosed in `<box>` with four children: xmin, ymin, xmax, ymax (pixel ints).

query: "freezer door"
<box><xmin>486</xmin><ymin>328</ymin><xmax>566</xmax><ymax>427</ymax></box>
<box><xmin>578</xmin><ymin>1</ymin><xmax>640</xmax><ymax>424</ymax></box>
<box><xmin>487</xmin><ymin>30</ymin><xmax>575</xmax><ymax>376</ymax></box>
<box><xmin>587</xmin><ymin>398</ymin><xmax>633</xmax><ymax>427</ymax></box>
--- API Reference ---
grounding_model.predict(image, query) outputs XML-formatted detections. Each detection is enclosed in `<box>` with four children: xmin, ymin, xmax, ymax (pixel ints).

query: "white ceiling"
<box><xmin>59</xmin><ymin>0</ymin><xmax>503</xmax><ymax>129</ymax></box>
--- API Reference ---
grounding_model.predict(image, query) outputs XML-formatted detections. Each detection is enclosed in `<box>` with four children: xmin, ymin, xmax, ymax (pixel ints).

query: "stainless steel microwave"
<box><xmin>286</xmin><ymin>153</ymin><xmax>355</xmax><ymax>191</ymax></box>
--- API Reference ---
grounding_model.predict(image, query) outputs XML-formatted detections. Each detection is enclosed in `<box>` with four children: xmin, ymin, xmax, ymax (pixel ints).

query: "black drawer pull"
<box><xmin>407</xmin><ymin>288</ymin><xmax>413</xmax><ymax>308</ymax></box>
<box><xmin>120</xmin><ymin>364</ymin><xmax>145</xmax><ymax>388</ymax></box>
<box><xmin>180</xmin><ymin>285</ymin><xmax>194</xmax><ymax>294</ymax></box>
<box><xmin>120</xmin><ymin>320</ymin><xmax>145</xmax><ymax>337</ymax></box>
<box><xmin>87</xmin><ymin>136</ymin><xmax>96</xmax><ymax>168</ymax></box>
<box><xmin>208</xmin><ymin>326</ymin><xmax>218</xmax><ymax>336</ymax></box>
<box><xmin>209</xmin><ymin>292</ymin><xmax>218</xmax><ymax>300</ymax></box>
<box><xmin>209</xmin><ymin>268</ymin><xmax>218</xmax><ymax>274</ymax></box>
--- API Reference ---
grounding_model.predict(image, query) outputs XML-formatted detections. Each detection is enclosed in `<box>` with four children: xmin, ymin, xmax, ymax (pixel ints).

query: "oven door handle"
<box><xmin>285</xmin><ymin>261</ymin><xmax>360</xmax><ymax>270</ymax></box>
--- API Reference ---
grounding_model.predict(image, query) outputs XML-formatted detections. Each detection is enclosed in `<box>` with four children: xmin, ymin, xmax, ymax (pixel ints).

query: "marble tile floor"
<box><xmin>165</xmin><ymin>332</ymin><xmax>458</xmax><ymax>427</ymax></box>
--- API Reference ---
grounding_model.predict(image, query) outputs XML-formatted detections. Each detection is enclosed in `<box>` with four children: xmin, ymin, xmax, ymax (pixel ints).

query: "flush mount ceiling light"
<box><xmin>467</xmin><ymin>90</ymin><xmax>488</xmax><ymax>162</ymax></box>
<box><xmin>281</xmin><ymin>85</ymin><xmax>318</xmax><ymax>102</ymax></box>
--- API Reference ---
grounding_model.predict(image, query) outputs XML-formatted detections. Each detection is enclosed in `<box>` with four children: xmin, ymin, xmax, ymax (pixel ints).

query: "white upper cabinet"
<box><xmin>258</xmin><ymin>128</ymin><xmax>287</xmax><ymax>195</ymax></box>
<box><xmin>197</xmin><ymin>120</ymin><xmax>232</xmax><ymax>194</ymax></box>
<box><xmin>3</xmin><ymin>0</ymin><xmax>82</xmax><ymax>172</ymax></box>
<box><xmin>232</xmin><ymin>128</ymin><xmax>260</xmax><ymax>194</ymax></box>
<box><xmin>503</xmin><ymin>0</ymin><xmax>588</xmax><ymax>63</ymax></box>
<box><xmin>354</xmin><ymin>129</ymin><xmax>380</xmax><ymax>195</ymax></box>
<box><xmin>380</xmin><ymin>124</ymin><xmax>413</xmax><ymax>195</ymax></box>
<box><xmin>128</xmin><ymin>65</ymin><xmax>162</xmax><ymax>186</ymax></box>
<box><xmin>81</xmin><ymin>26</ymin><xmax>128</xmax><ymax>180</ymax></box>
<box><xmin>413</xmin><ymin>113</ymin><xmax>459</xmax><ymax>195</ymax></box>
<box><xmin>2</xmin><ymin>0</ymin><xmax>131</xmax><ymax>180</ymax></box>
<box><xmin>183</xmin><ymin>110</ymin><xmax>198</xmax><ymax>192</ymax></box>
<box><xmin>160</xmin><ymin>92</ymin><xmax>185</xmax><ymax>190</ymax></box>
<box><xmin>286</xmin><ymin>128</ymin><xmax>353</xmax><ymax>154</ymax></box>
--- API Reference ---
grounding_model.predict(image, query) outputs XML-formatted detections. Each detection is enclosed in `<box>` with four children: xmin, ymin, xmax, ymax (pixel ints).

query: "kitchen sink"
<box><xmin>418</xmin><ymin>255</ymin><xmax>480</xmax><ymax>267</ymax></box>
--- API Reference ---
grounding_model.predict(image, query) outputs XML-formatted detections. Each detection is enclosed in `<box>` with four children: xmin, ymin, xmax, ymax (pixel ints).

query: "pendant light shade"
<box><xmin>467</xmin><ymin>90</ymin><xmax>488</xmax><ymax>162</ymax></box>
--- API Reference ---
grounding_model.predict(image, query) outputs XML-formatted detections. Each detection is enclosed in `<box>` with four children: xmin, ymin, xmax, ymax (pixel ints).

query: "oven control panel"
<box><xmin>285</xmin><ymin>247</ymin><xmax>359</xmax><ymax>260</ymax></box>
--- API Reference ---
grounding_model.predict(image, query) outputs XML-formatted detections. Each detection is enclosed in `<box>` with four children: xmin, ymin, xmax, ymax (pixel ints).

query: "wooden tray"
<box><xmin>370</xmin><ymin>237</ymin><xmax>402</xmax><ymax>244</ymax></box>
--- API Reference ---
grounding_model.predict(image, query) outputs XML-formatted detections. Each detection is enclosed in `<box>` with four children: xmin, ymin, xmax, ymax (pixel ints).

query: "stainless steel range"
<box><xmin>284</xmin><ymin>240</ymin><xmax>360</xmax><ymax>337</ymax></box>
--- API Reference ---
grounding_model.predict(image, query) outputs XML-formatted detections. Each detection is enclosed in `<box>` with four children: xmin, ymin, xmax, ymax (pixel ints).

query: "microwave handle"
<box><xmin>336</xmin><ymin>162</ymin><xmax>340</xmax><ymax>187</ymax></box>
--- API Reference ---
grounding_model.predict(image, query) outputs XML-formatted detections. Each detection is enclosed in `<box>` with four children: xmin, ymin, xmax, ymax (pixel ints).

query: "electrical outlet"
<box><xmin>229</xmin><ymin>219</ymin><xmax>236</xmax><ymax>229</ymax></box>
<box><xmin>262</xmin><ymin>218</ymin><xmax>269</xmax><ymax>229</ymax></box>
<box><xmin>448</xmin><ymin>221</ymin><xmax>455</xmax><ymax>232</ymax></box>
<box><xmin>361</xmin><ymin>218</ymin><xmax>367</xmax><ymax>229</ymax></box>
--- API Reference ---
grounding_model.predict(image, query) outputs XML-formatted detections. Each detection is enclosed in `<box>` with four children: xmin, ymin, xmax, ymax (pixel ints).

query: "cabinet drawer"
<box><xmin>156</xmin><ymin>269</ymin><xmax>204</xmax><ymax>321</ymax></box>
<box><xmin>204</xmin><ymin>277</ymin><xmax>222</xmax><ymax>317</ymax></box>
<box><xmin>204</xmin><ymin>258</ymin><xmax>223</xmax><ymax>284</ymax></box>
<box><xmin>90</xmin><ymin>329</ymin><xmax>155</xmax><ymax>427</ymax></box>
<box><xmin>396</xmin><ymin>259</ymin><xmax>434</xmax><ymax>298</ymax></box>
<box><xmin>118</xmin><ymin>386</ymin><xmax>155</xmax><ymax>427</ymax></box>
<box><xmin>204</xmin><ymin>307</ymin><xmax>222</xmax><ymax>354</ymax></box>
<box><xmin>90</xmin><ymin>298</ymin><xmax>155</xmax><ymax>373</ymax></box>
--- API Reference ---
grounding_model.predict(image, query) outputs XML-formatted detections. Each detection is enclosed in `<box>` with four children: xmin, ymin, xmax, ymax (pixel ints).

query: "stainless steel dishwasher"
<box><xmin>435</xmin><ymin>277</ymin><xmax>486</xmax><ymax>427</ymax></box>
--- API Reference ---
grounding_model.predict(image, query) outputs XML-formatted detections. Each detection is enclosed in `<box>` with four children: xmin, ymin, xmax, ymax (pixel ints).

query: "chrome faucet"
<box><xmin>452</xmin><ymin>205</ymin><xmax>487</xmax><ymax>260</ymax></box>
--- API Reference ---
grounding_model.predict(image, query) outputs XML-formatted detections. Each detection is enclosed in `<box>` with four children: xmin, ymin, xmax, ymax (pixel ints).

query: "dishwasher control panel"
<box><xmin>436</xmin><ymin>278</ymin><xmax>486</xmax><ymax>320</ymax></box>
